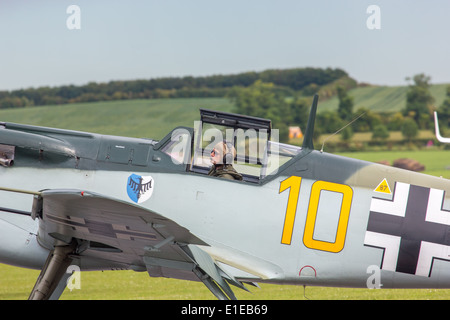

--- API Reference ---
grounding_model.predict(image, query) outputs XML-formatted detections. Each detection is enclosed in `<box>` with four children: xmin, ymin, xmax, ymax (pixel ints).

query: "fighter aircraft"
<box><xmin>1</xmin><ymin>95</ymin><xmax>450</xmax><ymax>300</ymax></box>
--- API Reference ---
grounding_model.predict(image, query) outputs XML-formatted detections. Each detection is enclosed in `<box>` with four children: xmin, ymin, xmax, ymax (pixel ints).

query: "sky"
<box><xmin>1</xmin><ymin>0</ymin><xmax>450</xmax><ymax>91</ymax></box>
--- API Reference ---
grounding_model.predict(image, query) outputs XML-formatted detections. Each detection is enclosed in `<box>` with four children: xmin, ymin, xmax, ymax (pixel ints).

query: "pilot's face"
<box><xmin>210</xmin><ymin>148</ymin><xmax>222</xmax><ymax>165</ymax></box>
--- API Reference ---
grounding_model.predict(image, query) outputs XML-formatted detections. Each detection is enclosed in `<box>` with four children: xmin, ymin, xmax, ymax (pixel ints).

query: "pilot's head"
<box><xmin>210</xmin><ymin>140</ymin><xmax>236</xmax><ymax>165</ymax></box>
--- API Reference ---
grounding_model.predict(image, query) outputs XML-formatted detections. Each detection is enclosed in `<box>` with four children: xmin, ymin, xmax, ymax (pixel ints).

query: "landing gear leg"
<box><xmin>28</xmin><ymin>242</ymin><xmax>76</xmax><ymax>300</ymax></box>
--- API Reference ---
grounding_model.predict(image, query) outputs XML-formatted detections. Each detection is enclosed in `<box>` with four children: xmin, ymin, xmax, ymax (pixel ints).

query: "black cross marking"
<box><xmin>367</xmin><ymin>184</ymin><xmax>450</xmax><ymax>275</ymax></box>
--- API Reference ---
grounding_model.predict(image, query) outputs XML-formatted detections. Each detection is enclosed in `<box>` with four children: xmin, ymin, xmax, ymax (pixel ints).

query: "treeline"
<box><xmin>231</xmin><ymin>73</ymin><xmax>450</xmax><ymax>148</ymax></box>
<box><xmin>0</xmin><ymin>67</ymin><xmax>350</xmax><ymax>109</ymax></box>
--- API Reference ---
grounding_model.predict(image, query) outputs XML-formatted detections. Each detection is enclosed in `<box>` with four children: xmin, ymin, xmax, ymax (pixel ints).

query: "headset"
<box><xmin>223</xmin><ymin>140</ymin><xmax>234</xmax><ymax>165</ymax></box>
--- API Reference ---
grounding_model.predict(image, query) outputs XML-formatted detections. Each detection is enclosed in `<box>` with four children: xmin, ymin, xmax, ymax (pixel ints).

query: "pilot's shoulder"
<box><xmin>222</xmin><ymin>165</ymin><xmax>243</xmax><ymax>181</ymax></box>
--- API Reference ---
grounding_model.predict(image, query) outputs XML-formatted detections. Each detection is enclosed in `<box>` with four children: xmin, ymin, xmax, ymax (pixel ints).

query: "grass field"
<box><xmin>1</xmin><ymin>97</ymin><xmax>450</xmax><ymax>300</ymax></box>
<box><xmin>2</xmin><ymin>263</ymin><xmax>450</xmax><ymax>300</ymax></box>
<box><xmin>318</xmin><ymin>83</ymin><xmax>449</xmax><ymax>112</ymax></box>
<box><xmin>337</xmin><ymin>149</ymin><xmax>450</xmax><ymax>179</ymax></box>
<box><xmin>0</xmin><ymin>98</ymin><xmax>235</xmax><ymax>140</ymax></box>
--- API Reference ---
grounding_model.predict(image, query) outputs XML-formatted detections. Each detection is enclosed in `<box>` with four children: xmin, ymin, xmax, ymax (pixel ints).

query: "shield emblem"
<box><xmin>127</xmin><ymin>174</ymin><xmax>154</xmax><ymax>203</ymax></box>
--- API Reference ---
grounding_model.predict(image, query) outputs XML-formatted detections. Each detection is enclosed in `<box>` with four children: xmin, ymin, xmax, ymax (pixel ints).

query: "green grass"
<box><xmin>318</xmin><ymin>83</ymin><xmax>449</xmax><ymax>112</ymax></box>
<box><xmin>337</xmin><ymin>149</ymin><xmax>450</xmax><ymax>179</ymax></box>
<box><xmin>0</xmin><ymin>98</ymin><xmax>234</xmax><ymax>140</ymax></box>
<box><xmin>2</xmin><ymin>263</ymin><xmax>450</xmax><ymax>300</ymax></box>
<box><xmin>318</xmin><ymin>130</ymin><xmax>436</xmax><ymax>144</ymax></box>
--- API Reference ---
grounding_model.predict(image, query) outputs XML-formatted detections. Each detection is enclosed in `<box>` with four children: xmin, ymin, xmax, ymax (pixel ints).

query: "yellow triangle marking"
<box><xmin>374</xmin><ymin>178</ymin><xmax>392</xmax><ymax>194</ymax></box>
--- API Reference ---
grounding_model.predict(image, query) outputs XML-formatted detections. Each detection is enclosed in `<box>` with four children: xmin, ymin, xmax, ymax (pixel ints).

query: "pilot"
<box><xmin>208</xmin><ymin>141</ymin><xmax>243</xmax><ymax>181</ymax></box>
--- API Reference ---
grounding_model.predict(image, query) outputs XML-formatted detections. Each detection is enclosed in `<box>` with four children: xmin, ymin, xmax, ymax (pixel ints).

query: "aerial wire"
<box><xmin>320</xmin><ymin>111</ymin><xmax>366</xmax><ymax>153</ymax></box>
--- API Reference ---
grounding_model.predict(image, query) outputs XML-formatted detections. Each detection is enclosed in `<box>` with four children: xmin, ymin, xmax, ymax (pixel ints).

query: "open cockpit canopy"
<box><xmin>158</xmin><ymin>108</ymin><xmax>303</xmax><ymax>183</ymax></box>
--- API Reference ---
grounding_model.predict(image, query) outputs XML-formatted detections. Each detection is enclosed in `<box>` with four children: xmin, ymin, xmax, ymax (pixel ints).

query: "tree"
<box><xmin>404</xmin><ymin>73</ymin><xmax>435</xmax><ymax>129</ymax></box>
<box><xmin>387</xmin><ymin>112</ymin><xmax>404</xmax><ymax>131</ymax></box>
<box><xmin>337</xmin><ymin>86</ymin><xmax>354</xmax><ymax>121</ymax></box>
<box><xmin>352</xmin><ymin>107</ymin><xmax>382</xmax><ymax>132</ymax></box>
<box><xmin>316</xmin><ymin>110</ymin><xmax>344</xmax><ymax>134</ymax></box>
<box><xmin>438</xmin><ymin>85</ymin><xmax>450</xmax><ymax>128</ymax></box>
<box><xmin>289</xmin><ymin>97</ymin><xmax>309</xmax><ymax>130</ymax></box>
<box><xmin>340</xmin><ymin>126</ymin><xmax>353</xmax><ymax>142</ymax></box>
<box><xmin>231</xmin><ymin>80</ymin><xmax>290</xmax><ymax>142</ymax></box>
<box><xmin>401</xmin><ymin>117</ymin><xmax>419</xmax><ymax>142</ymax></box>
<box><xmin>372</xmin><ymin>124</ymin><xmax>390</xmax><ymax>141</ymax></box>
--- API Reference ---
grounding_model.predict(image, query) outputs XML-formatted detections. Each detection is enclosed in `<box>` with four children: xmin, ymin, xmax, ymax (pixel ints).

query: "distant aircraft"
<box><xmin>2</xmin><ymin>95</ymin><xmax>450</xmax><ymax>300</ymax></box>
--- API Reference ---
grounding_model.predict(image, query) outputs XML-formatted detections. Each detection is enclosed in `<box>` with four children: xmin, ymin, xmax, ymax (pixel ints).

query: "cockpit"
<box><xmin>156</xmin><ymin>109</ymin><xmax>302</xmax><ymax>183</ymax></box>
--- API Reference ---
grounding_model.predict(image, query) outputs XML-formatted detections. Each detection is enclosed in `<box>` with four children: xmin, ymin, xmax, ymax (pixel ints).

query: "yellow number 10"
<box><xmin>279</xmin><ymin>176</ymin><xmax>353</xmax><ymax>253</ymax></box>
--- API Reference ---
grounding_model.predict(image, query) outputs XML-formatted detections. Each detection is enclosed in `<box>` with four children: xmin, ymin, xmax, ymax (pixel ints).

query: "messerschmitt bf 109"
<box><xmin>1</xmin><ymin>95</ymin><xmax>450</xmax><ymax>300</ymax></box>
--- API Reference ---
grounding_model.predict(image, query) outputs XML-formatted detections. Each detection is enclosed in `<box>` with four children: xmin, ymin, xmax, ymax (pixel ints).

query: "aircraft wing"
<box><xmin>29</xmin><ymin>189</ymin><xmax>245</xmax><ymax>299</ymax></box>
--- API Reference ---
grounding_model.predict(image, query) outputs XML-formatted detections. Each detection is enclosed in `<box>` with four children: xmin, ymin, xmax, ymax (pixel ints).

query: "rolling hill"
<box><xmin>0</xmin><ymin>98</ymin><xmax>234</xmax><ymax>140</ymax></box>
<box><xmin>0</xmin><ymin>82</ymin><xmax>448</xmax><ymax>141</ymax></box>
<box><xmin>318</xmin><ymin>83</ymin><xmax>449</xmax><ymax>112</ymax></box>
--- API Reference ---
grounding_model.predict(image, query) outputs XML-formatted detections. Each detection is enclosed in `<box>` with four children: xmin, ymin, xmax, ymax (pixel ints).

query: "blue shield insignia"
<box><xmin>127</xmin><ymin>174</ymin><xmax>154</xmax><ymax>203</ymax></box>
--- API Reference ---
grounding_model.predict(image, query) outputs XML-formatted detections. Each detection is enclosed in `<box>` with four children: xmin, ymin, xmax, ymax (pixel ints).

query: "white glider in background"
<box><xmin>434</xmin><ymin>111</ymin><xmax>450</xmax><ymax>143</ymax></box>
